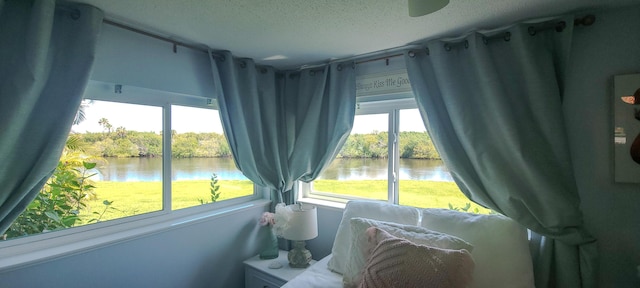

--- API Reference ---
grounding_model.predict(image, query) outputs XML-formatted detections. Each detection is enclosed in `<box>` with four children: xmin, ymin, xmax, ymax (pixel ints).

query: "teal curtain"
<box><xmin>210</xmin><ymin>51</ymin><xmax>355</xmax><ymax>204</ymax></box>
<box><xmin>0</xmin><ymin>0</ymin><xmax>103</xmax><ymax>234</ymax></box>
<box><xmin>404</xmin><ymin>18</ymin><xmax>597</xmax><ymax>288</ymax></box>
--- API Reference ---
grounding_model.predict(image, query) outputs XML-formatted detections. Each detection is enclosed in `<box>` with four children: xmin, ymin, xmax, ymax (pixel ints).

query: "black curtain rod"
<box><xmin>103</xmin><ymin>19</ymin><xmax>208</xmax><ymax>54</ymax></box>
<box><xmin>102</xmin><ymin>14</ymin><xmax>596</xmax><ymax>65</ymax></box>
<box><xmin>355</xmin><ymin>14</ymin><xmax>595</xmax><ymax>63</ymax></box>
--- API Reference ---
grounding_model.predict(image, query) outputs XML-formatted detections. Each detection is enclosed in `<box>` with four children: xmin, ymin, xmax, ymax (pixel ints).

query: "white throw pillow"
<box><xmin>327</xmin><ymin>200</ymin><xmax>420</xmax><ymax>274</ymax></box>
<box><xmin>420</xmin><ymin>208</ymin><xmax>535</xmax><ymax>288</ymax></box>
<box><xmin>342</xmin><ymin>217</ymin><xmax>474</xmax><ymax>288</ymax></box>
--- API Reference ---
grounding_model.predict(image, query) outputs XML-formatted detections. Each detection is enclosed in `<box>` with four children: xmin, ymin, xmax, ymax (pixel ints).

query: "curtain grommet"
<box><xmin>464</xmin><ymin>40</ymin><xmax>469</xmax><ymax>49</ymax></box>
<box><xmin>528</xmin><ymin>26</ymin><xmax>536</xmax><ymax>36</ymax></box>
<box><xmin>240</xmin><ymin>61</ymin><xmax>247</xmax><ymax>68</ymax></box>
<box><xmin>425</xmin><ymin>47</ymin><xmax>430</xmax><ymax>55</ymax></box>
<box><xmin>504</xmin><ymin>32</ymin><xmax>511</xmax><ymax>42</ymax></box>
<box><xmin>408</xmin><ymin>51</ymin><xmax>416</xmax><ymax>58</ymax></box>
<box><xmin>444</xmin><ymin>43</ymin><xmax>451</xmax><ymax>51</ymax></box>
<box><xmin>555</xmin><ymin>21</ymin><xmax>566</xmax><ymax>32</ymax></box>
<box><xmin>337</xmin><ymin>64</ymin><xmax>343</xmax><ymax>71</ymax></box>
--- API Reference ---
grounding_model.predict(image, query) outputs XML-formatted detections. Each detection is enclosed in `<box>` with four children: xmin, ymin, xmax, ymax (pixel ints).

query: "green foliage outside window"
<box><xmin>198</xmin><ymin>173</ymin><xmax>221</xmax><ymax>205</ymax></box>
<box><xmin>4</xmin><ymin>136</ymin><xmax>114</xmax><ymax>239</ymax></box>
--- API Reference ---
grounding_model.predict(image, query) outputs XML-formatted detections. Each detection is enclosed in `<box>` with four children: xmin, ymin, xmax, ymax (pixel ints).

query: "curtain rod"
<box><xmin>306</xmin><ymin>14</ymin><xmax>595</xmax><ymax>69</ymax></box>
<box><xmin>103</xmin><ymin>19</ymin><xmax>209</xmax><ymax>54</ymax></box>
<box><xmin>103</xmin><ymin>14</ymin><xmax>596</xmax><ymax>69</ymax></box>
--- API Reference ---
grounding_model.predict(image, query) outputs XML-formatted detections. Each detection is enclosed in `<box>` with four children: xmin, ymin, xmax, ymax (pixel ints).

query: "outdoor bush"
<box><xmin>5</xmin><ymin>161</ymin><xmax>98</xmax><ymax>238</ymax></box>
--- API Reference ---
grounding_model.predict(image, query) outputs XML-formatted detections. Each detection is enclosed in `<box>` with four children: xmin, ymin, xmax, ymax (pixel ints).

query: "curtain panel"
<box><xmin>0</xmin><ymin>0</ymin><xmax>103</xmax><ymax>234</ymax></box>
<box><xmin>210</xmin><ymin>51</ymin><xmax>355</xmax><ymax>204</ymax></box>
<box><xmin>404</xmin><ymin>18</ymin><xmax>597</xmax><ymax>288</ymax></box>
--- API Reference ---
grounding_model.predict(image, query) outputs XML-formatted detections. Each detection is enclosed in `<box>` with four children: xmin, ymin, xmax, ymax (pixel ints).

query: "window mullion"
<box><xmin>388</xmin><ymin>110</ymin><xmax>400</xmax><ymax>205</ymax></box>
<box><xmin>162</xmin><ymin>103</ymin><xmax>172</xmax><ymax>211</ymax></box>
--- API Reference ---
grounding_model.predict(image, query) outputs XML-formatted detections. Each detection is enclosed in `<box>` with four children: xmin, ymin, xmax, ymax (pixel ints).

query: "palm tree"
<box><xmin>73</xmin><ymin>100</ymin><xmax>93</xmax><ymax>125</ymax></box>
<box><xmin>98</xmin><ymin>117</ymin><xmax>112</xmax><ymax>134</ymax></box>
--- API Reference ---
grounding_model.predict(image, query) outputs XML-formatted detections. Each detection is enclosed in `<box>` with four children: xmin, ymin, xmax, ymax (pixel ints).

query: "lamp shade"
<box><xmin>282</xmin><ymin>204</ymin><xmax>318</xmax><ymax>241</ymax></box>
<box><xmin>408</xmin><ymin>0</ymin><xmax>449</xmax><ymax>17</ymax></box>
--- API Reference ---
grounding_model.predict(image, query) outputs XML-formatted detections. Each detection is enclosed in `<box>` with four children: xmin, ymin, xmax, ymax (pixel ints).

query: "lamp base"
<box><xmin>287</xmin><ymin>240</ymin><xmax>312</xmax><ymax>268</ymax></box>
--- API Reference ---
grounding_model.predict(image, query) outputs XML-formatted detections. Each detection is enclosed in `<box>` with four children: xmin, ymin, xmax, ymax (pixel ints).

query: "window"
<box><xmin>171</xmin><ymin>105</ymin><xmax>252</xmax><ymax>210</ymax></box>
<box><xmin>313</xmin><ymin>113</ymin><xmax>389</xmax><ymax>201</ymax></box>
<box><xmin>75</xmin><ymin>101</ymin><xmax>164</xmax><ymax>220</ymax></box>
<box><xmin>4</xmin><ymin>85</ymin><xmax>255</xmax><ymax>240</ymax></box>
<box><xmin>307</xmin><ymin>100</ymin><xmax>487</xmax><ymax>212</ymax></box>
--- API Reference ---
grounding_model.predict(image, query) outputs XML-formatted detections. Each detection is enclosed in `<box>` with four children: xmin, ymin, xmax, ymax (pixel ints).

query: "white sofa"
<box><xmin>283</xmin><ymin>200</ymin><xmax>535</xmax><ymax>288</ymax></box>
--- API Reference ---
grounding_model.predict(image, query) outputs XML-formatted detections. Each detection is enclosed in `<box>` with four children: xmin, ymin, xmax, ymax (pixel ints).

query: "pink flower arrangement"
<box><xmin>259</xmin><ymin>212</ymin><xmax>276</xmax><ymax>226</ymax></box>
<box><xmin>258</xmin><ymin>204</ymin><xmax>291</xmax><ymax>237</ymax></box>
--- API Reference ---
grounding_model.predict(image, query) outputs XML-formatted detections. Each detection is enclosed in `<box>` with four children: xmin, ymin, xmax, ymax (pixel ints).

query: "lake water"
<box><xmin>93</xmin><ymin>157</ymin><xmax>453</xmax><ymax>182</ymax></box>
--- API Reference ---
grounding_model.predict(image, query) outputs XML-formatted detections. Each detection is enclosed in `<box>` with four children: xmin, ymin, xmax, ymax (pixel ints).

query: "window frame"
<box><xmin>299</xmin><ymin>96</ymin><xmax>419</xmax><ymax>205</ymax></box>
<box><xmin>0</xmin><ymin>80</ymin><xmax>262</xmax><ymax>269</ymax></box>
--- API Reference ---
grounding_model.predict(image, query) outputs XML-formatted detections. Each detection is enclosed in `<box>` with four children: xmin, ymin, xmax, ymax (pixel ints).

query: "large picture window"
<box><xmin>3</xmin><ymin>89</ymin><xmax>255</xmax><ymax>241</ymax></box>
<box><xmin>307</xmin><ymin>100</ymin><xmax>488</xmax><ymax>213</ymax></box>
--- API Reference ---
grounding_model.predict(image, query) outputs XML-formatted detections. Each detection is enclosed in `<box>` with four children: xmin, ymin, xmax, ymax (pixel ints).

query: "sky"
<box><xmin>72</xmin><ymin>101</ymin><xmax>223</xmax><ymax>134</ymax></box>
<box><xmin>72</xmin><ymin>100</ymin><xmax>426</xmax><ymax>134</ymax></box>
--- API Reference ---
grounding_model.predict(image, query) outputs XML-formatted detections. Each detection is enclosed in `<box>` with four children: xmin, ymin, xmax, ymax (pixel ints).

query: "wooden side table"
<box><xmin>243</xmin><ymin>250</ymin><xmax>317</xmax><ymax>288</ymax></box>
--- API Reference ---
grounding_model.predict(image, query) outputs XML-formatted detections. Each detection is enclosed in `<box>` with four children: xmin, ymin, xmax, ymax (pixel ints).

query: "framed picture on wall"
<box><xmin>613</xmin><ymin>73</ymin><xmax>640</xmax><ymax>183</ymax></box>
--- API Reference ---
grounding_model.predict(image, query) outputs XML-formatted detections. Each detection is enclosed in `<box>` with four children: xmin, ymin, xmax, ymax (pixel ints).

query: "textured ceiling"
<box><xmin>74</xmin><ymin>0</ymin><xmax>637</xmax><ymax>69</ymax></box>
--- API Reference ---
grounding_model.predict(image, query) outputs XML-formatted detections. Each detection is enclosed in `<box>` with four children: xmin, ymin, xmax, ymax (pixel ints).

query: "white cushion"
<box><xmin>327</xmin><ymin>200</ymin><xmax>420</xmax><ymax>274</ymax></box>
<box><xmin>343</xmin><ymin>217</ymin><xmax>473</xmax><ymax>288</ymax></box>
<box><xmin>420</xmin><ymin>208</ymin><xmax>535</xmax><ymax>288</ymax></box>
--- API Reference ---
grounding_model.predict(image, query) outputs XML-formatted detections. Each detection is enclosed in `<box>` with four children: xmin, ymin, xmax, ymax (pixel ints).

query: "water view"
<box><xmin>93</xmin><ymin>157</ymin><xmax>453</xmax><ymax>182</ymax></box>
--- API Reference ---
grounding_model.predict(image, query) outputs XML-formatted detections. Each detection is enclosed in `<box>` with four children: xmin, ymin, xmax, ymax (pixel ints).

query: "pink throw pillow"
<box><xmin>359</xmin><ymin>227</ymin><xmax>475</xmax><ymax>288</ymax></box>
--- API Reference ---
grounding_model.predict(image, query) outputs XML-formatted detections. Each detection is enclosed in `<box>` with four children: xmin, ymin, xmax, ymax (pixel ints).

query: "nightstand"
<box><xmin>244</xmin><ymin>250</ymin><xmax>317</xmax><ymax>288</ymax></box>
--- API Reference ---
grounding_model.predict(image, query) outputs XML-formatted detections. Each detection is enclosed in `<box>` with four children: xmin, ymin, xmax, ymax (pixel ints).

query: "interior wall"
<box><xmin>90</xmin><ymin>23</ymin><xmax>215</xmax><ymax>97</ymax></box>
<box><xmin>0</xmin><ymin>205</ymin><xmax>267</xmax><ymax>288</ymax></box>
<box><xmin>564</xmin><ymin>5</ymin><xmax>640</xmax><ymax>287</ymax></box>
<box><xmin>305</xmin><ymin>206</ymin><xmax>343</xmax><ymax>259</ymax></box>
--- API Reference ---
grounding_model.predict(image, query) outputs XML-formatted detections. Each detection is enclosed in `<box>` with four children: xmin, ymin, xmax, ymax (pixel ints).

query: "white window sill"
<box><xmin>297</xmin><ymin>197</ymin><xmax>346</xmax><ymax>211</ymax></box>
<box><xmin>0</xmin><ymin>199</ymin><xmax>271</xmax><ymax>272</ymax></box>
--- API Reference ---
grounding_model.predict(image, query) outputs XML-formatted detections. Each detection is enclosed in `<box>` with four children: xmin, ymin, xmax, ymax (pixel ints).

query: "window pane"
<box><xmin>171</xmin><ymin>105</ymin><xmax>252</xmax><ymax>210</ymax></box>
<box><xmin>313</xmin><ymin>113</ymin><xmax>389</xmax><ymax>200</ymax></box>
<box><xmin>5</xmin><ymin>100</ymin><xmax>163</xmax><ymax>239</ymax></box>
<box><xmin>397</xmin><ymin>109</ymin><xmax>489</xmax><ymax>213</ymax></box>
<box><xmin>77</xmin><ymin>101</ymin><xmax>164</xmax><ymax>219</ymax></box>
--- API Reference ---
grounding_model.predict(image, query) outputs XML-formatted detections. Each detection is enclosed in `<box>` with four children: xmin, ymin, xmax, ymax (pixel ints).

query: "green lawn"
<box><xmin>78</xmin><ymin>179</ymin><xmax>490</xmax><ymax>224</ymax></box>
<box><xmin>78</xmin><ymin>180</ymin><xmax>254</xmax><ymax>222</ymax></box>
<box><xmin>314</xmin><ymin>180</ymin><xmax>491</xmax><ymax>213</ymax></box>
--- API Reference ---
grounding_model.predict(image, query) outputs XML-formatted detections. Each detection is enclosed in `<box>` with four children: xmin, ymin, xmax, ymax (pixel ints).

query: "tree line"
<box><xmin>74</xmin><ymin>129</ymin><xmax>441</xmax><ymax>160</ymax></box>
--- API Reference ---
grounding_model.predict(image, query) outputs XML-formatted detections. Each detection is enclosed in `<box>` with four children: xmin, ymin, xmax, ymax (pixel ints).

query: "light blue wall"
<box><xmin>305</xmin><ymin>206</ymin><xmax>343</xmax><ymax>259</ymax></box>
<box><xmin>90</xmin><ymin>24</ymin><xmax>215</xmax><ymax>97</ymax></box>
<box><xmin>564</xmin><ymin>5</ymin><xmax>640</xmax><ymax>287</ymax></box>
<box><xmin>0</xmin><ymin>205</ymin><xmax>268</xmax><ymax>288</ymax></box>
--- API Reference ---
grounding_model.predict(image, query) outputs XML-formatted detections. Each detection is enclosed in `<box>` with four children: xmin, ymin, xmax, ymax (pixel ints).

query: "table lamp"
<box><xmin>282</xmin><ymin>204</ymin><xmax>318</xmax><ymax>268</ymax></box>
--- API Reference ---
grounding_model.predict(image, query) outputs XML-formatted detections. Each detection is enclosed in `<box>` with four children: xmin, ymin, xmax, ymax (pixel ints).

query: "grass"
<box><xmin>78</xmin><ymin>179</ymin><xmax>490</xmax><ymax>224</ymax></box>
<box><xmin>78</xmin><ymin>180</ymin><xmax>254</xmax><ymax>223</ymax></box>
<box><xmin>314</xmin><ymin>180</ymin><xmax>491</xmax><ymax>213</ymax></box>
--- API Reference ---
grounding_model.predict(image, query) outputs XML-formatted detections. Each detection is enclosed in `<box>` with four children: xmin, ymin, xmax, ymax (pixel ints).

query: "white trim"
<box><xmin>85</xmin><ymin>80</ymin><xmax>218</xmax><ymax>109</ymax></box>
<box><xmin>0</xmin><ymin>199</ymin><xmax>269</xmax><ymax>272</ymax></box>
<box><xmin>304</xmin><ymin>96</ymin><xmax>421</xmax><ymax>206</ymax></box>
<box><xmin>297</xmin><ymin>197</ymin><xmax>346</xmax><ymax>211</ymax></box>
<box><xmin>162</xmin><ymin>103</ymin><xmax>172</xmax><ymax>211</ymax></box>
